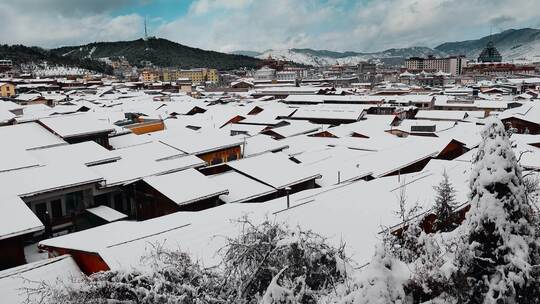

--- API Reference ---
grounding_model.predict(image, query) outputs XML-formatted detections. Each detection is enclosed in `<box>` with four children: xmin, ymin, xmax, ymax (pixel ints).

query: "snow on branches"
<box><xmin>451</xmin><ymin>117</ymin><xmax>540</xmax><ymax>303</ymax></box>
<box><xmin>31</xmin><ymin>217</ymin><xmax>351</xmax><ymax>304</ymax></box>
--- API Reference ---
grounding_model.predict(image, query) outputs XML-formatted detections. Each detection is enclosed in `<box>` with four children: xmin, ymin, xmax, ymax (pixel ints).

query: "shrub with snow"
<box><xmin>220</xmin><ymin>217</ymin><xmax>350</xmax><ymax>303</ymax></box>
<box><xmin>339</xmin><ymin>244</ymin><xmax>410</xmax><ymax>304</ymax></box>
<box><xmin>32</xmin><ymin>218</ymin><xmax>350</xmax><ymax>304</ymax></box>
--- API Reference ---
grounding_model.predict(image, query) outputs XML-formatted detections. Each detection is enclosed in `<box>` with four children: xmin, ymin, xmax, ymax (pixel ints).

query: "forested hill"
<box><xmin>52</xmin><ymin>38</ymin><xmax>262</xmax><ymax>70</ymax></box>
<box><xmin>0</xmin><ymin>44</ymin><xmax>113</xmax><ymax>74</ymax></box>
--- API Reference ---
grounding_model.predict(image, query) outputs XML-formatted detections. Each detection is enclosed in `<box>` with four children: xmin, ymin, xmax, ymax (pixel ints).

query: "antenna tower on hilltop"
<box><xmin>144</xmin><ymin>17</ymin><xmax>148</xmax><ymax>40</ymax></box>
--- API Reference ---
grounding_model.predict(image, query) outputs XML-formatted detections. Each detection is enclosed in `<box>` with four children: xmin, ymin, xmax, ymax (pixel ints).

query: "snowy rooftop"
<box><xmin>0</xmin><ymin>122</ymin><xmax>66</xmax><ymax>150</ymax></box>
<box><xmin>159</xmin><ymin>129</ymin><xmax>243</xmax><ymax>155</ymax></box>
<box><xmin>0</xmin><ymin>255</ymin><xmax>82</xmax><ymax>304</ymax></box>
<box><xmin>86</xmin><ymin>205</ymin><xmax>128</xmax><ymax>222</ymax></box>
<box><xmin>29</xmin><ymin>141</ymin><xmax>120</xmax><ymax>166</ymax></box>
<box><xmin>0</xmin><ymin>195</ymin><xmax>43</xmax><ymax>240</ymax></box>
<box><xmin>90</xmin><ymin>154</ymin><xmax>205</xmax><ymax>187</ymax></box>
<box><xmin>209</xmin><ymin>170</ymin><xmax>277</xmax><ymax>203</ymax></box>
<box><xmin>38</xmin><ymin>113</ymin><xmax>116</xmax><ymax>138</ymax></box>
<box><xmin>143</xmin><ymin>168</ymin><xmax>229</xmax><ymax>206</ymax></box>
<box><xmin>0</xmin><ymin>163</ymin><xmax>103</xmax><ymax>198</ymax></box>
<box><xmin>227</xmin><ymin>152</ymin><xmax>321</xmax><ymax>189</ymax></box>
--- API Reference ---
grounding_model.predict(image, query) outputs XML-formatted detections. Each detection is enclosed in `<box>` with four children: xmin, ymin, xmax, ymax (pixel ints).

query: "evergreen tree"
<box><xmin>432</xmin><ymin>170</ymin><xmax>458</xmax><ymax>232</ymax></box>
<box><xmin>451</xmin><ymin>118</ymin><xmax>540</xmax><ymax>303</ymax></box>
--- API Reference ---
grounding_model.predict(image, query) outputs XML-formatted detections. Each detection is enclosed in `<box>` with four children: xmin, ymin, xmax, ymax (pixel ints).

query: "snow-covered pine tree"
<box><xmin>432</xmin><ymin>170</ymin><xmax>458</xmax><ymax>232</ymax></box>
<box><xmin>451</xmin><ymin>118</ymin><xmax>540</xmax><ymax>303</ymax></box>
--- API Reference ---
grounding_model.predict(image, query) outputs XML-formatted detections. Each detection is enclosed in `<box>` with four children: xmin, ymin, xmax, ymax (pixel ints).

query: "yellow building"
<box><xmin>206</xmin><ymin>68</ymin><xmax>219</xmax><ymax>82</ymax></box>
<box><xmin>175</xmin><ymin>68</ymin><xmax>219</xmax><ymax>83</ymax></box>
<box><xmin>141</xmin><ymin>69</ymin><xmax>159</xmax><ymax>82</ymax></box>
<box><xmin>0</xmin><ymin>82</ymin><xmax>15</xmax><ymax>97</ymax></box>
<box><xmin>161</xmin><ymin>70</ymin><xmax>171</xmax><ymax>82</ymax></box>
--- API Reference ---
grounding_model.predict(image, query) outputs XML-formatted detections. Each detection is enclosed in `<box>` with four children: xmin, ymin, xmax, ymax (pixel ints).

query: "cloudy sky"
<box><xmin>1</xmin><ymin>0</ymin><xmax>539</xmax><ymax>53</ymax></box>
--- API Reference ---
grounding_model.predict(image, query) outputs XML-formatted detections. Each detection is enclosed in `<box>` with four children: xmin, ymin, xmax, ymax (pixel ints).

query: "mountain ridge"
<box><xmin>4</xmin><ymin>28</ymin><xmax>540</xmax><ymax>72</ymax></box>
<box><xmin>232</xmin><ymin>28</ymin><xmax>540</xmax><ymax>66</ymax></box>
<box><xmin>51</xmin><ymin>38</ymin><xmax>262</xmax><ymax>70</ymax></box>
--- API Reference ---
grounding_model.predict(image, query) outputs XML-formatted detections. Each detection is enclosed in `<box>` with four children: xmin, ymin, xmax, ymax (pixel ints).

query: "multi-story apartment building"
<box><xmin>141</xmin><ymin>69</ymin><xmax>160</xmax><ymax>82</ymax></box>
<box><xmin>254</xmin><ymin>66</ymin><xmax>276</xmax><ymax>81</ymax></box>
<box><xmin>462</xmin><ymin>63</ymin><xmax>535</xmax><ymax>76</ymax></box>
<box><xmin>142</xmin><ymin>68</ymin><xmax>219</xmax><ymax>83</ymax></box>
<box><xmin>175</xmin><ymin>68</ymin><xmax>219</xmax><ymax>83</ymax></box>
<box><xmin>276</xmin><ymin>71</ymin><xmax>297</xmax><ymax>81</ymax></box>
<box><xmin>405</xmin><ymin>55</ymin><xmax>467</xmax><ymax>75</ymax></box>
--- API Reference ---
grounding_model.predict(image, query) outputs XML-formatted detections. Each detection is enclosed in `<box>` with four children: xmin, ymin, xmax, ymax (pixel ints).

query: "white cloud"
<box><xmin>155</xmin><ymin>0</ymin><xmax>540</xmax><ymax>52</ymax></box>
<box><xmin>0</xmin><ymin>0</ymin><xmax>539</xmax><ymax>52</ymax></box>
<box><xmin>0</xmin><ymin>2</ymin><xmax>143</xmax><ymax>48</ymax></box>
<box><xmin>189</xmin><ymin>0</ymin><xmax>252</xmax><ymax>15</ymax></box>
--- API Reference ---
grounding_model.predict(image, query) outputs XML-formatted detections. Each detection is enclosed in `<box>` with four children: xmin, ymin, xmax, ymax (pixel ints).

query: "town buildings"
<box><xmin>142</xmin><ymin>68</ymin><xmax>219</xmax><ymax>84</ymax></box>
<box><xmin>3</xmin><ymin>43</ymin><xmax>540</xmax><ymax>301</ymax></box>
<box><xmin>404</xmin><ymin>55</ymin><xmax>467</xmax><ymax>75</ymax></box>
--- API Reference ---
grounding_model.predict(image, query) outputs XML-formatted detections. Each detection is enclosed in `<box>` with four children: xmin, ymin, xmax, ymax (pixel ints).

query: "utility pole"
<box><xmin>285</xmin><ymin>187</ymin><xmax>291</xmax><ymax>209</ymax></box>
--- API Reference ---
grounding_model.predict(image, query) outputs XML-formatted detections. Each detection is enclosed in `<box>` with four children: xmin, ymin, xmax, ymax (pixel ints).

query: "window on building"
<box><xmin>35</xmin><ymin>202</ymin><xmax>48</xmax><ymax>219</ymax></box>
<box><xmin>65</xmin><ymin>191</ymin><xmax>83</xmax><ymax>216</ymax></box>
<box><xmin>114</xmin><ymin>193</ymin><xmax>124</xmax><ymax>212</ymax></box>
<box><xmin>51</xmin><ymin>199</ymin><xmax>63</xmax><ymax>218</ymax></box>
<box><xmin>227</xmin><ymin>153</ymin><xmax>238</xmax><ymax>162</ymax></box>
<box><xmin>94</xmin><ymin>193</ymin><xmax>109</xmax><ymax>206</ymax></box>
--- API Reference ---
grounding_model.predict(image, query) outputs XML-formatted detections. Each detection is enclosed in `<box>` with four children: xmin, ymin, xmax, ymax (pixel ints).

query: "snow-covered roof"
<box><xmin>0</xmin><ymin>163</ymin><xmax>103</xmax><ymax>198</ymax></box>
<box><xmin>86</xmin><ymin>205</ymin><xmax>128</xmax><ymax>222</ymax></box>
<box><xmin>109</xmin><ymin>133</ymin><xmax>153</xmax><ymax>149</ymax></box>
<box><xmin>415</xmin><ymin>110</ymin><xmax>469</xmax><ymax>121</ymax></box>
<box><xmin>89</xmin><ymin>154</ymin><xmax>205</xmax><ymax>187</ymax></box>
<box><xmin>227</xmin><ymin>152</ymin><xmax>321</xmax><ymax>189</ymax></box>
<box><xmin>296</xmin><ymin>146</ymin><xmax>373</xmax><ymax>186</ymax></box>
<box><xmin>264</xmin><ymin>120</ymin><xmax>321</xmax><ymax>138</ymax></box>
<box><xmin>351</xmin><ymin>137</ymin><xmax>454</xmax><ymax>178</ymax></box>
<box><xmin>113</xmin><ymin>141</ymin><xmax>185</xmax><ymax>161</ymax></box>
<box><xmin>242</xmin><ymin>134</ymin><xmax>290</xmax><ymax>157</ymax></box>
<box><xmin>41</xmin><ymin>159</ymin><xmax>471</xmax><ymax>270</ymax></box>
<box><xmin>159</xmin><ymin>130</ymin><xmax>243</xmax><ymax>155</ymax></box>
<box><xmin>499</xmin><ymin>103</ymin><xmax>540</xmax><ymax>125</ymax></box>
<box><xmin>0</xmin><ymin>255</ymin><xmax>82</xmax><ymax>304</ymax></box>
<box><xmin>0</xmin><ymin>122</ymin><xmax>66</xmax><ymax>150</ymax></box>
<box><xmin>29</xmin><ymin>141</ymin><xmax>120</xmax><ymax>166</ymax></box>
<box><xmin>0</xmin><ymin>147</ymin><xmax>41</xmax><ymax>173</ymax></box>
<box><xmin>209</xmin><ymin>170</ymin><xmax>277</xmax><ymax>203</ymax></box>
<box><xmin>393</xmin><ymin>119</ymin><xmax>456</xmax><ymax>134</ymax></box>
<box><xmin>38</xmin><ymin>113</ymin><xmax>116</xmax><ymax>138</ymax></box>
<box><xmin>0</xmin><ymin>109</ymin><xmax>15</xmax><ymax>124</ymax></box>
<box><xmin>226</xmin><ymin>123</ymin><xmax>267</xmax><ymax>136</ymax></box>
<box><xmin>290</xmin><ymin>105</ymin><xmax>366</xmax><ymax>121</ymax></box>
<box><xmin>0</xmin><ymin>195</ymin><xmax>43</xmax><ymax>240</ymax></box>
<box><xmin>143</xmin><ymin>169</ymin><xmax>229</xmax><ymax>206</ymax></box>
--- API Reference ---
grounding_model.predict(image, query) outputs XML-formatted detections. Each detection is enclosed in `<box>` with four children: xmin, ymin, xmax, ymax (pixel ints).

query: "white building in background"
<box><xmin>405</xmin><ymin>56</ymin><xmax>467</xmax><ymax>75</ymax></box>
<box><xmin>254</xmin><ymin>66</ymin><xmax>276</xmax><ymax>81</ymax></box>
<box><xmin>276</xmin><ymin>71</ymin><xmax>297</xmax><ymax>81</ymax></box>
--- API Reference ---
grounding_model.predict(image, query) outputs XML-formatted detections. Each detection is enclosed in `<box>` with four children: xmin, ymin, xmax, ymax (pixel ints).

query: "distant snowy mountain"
<box><xmin>435</xmin><ymin>28</ymin><xmax>540</xmax><ymax>62</ymax></box>
<box><xmin>231</xmin><ymin>28</ymin><xmax>540</xmax><ymax>66</ymax></box>
<box><xmin>253</xmin><ymin>47</ymin><xmax>446</xmax><ymax>67</ymax></box>
<box><xmin>229</xmin><ymin>50</ymin><xmax>262</xmax><ymax>57</ymax></box>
